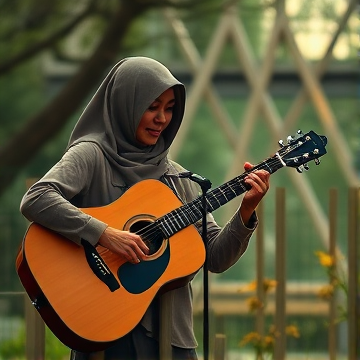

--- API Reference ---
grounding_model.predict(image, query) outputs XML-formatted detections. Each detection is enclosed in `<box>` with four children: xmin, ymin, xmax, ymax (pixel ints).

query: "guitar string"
<box><xmin>135</xmin><ymin>155</ymin><xmax>285</xmax><ymax>246</ymax></box>
<box><xmin>136</xmin><ymin>155</ymin><xmax>290</xmax><ymax>245</ymax></box>
<box><xmin>136</xmin><ymin>140</ymin><xmax>315</xmax><ymax>247</ymax></box>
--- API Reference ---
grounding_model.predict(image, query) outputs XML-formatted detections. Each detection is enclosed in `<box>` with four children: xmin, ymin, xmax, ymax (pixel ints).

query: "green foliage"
<box><xmin>0</xmin><ymin>0</ymin><xmax>95</xmax><ymax>59</ymax></box>
<box><xmin>0</xmin><ymin>325</ymin><xmax>25</xmax><ymax>360</ymax></box>
<box><xmin>0</xmin><ymin>324</ymin><xmax>69</xmax><ymax>360</ymax></box>
<box><xmin>44</xmin><ymin>329</ymin><xmax>70</xmax><ymax>360</ymax></box>
<box><xmin>0</xmin><ymin>60</ymin><xmax>45</xmax><ymax>144</ymax></box>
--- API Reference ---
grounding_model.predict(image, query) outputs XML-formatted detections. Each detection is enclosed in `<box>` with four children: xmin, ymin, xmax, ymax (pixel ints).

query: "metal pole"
<box><xmin>274</xmin><ymin>188</ymin><xmax>286</xmax><ymax>360</ymax></box>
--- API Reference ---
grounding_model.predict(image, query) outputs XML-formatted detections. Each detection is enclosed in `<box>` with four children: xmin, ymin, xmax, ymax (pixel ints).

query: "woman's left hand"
<box><xmin>240</xmin><ymin>162</ymin><xmax>270</xmax><ymax>225</ymax></box>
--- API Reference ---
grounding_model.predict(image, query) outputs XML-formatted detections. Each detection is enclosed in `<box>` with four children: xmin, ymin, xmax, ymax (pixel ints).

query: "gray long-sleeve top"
<box><xmin>20</xmin><ymin>142</ymin><xmax>257</xmax><ymax>348</ymax></box>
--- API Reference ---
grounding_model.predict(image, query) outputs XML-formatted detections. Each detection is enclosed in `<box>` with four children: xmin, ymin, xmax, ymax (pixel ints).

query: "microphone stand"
<box><xmin>179</xmin><ymin>172</ymin><xmax>212</xmax><ymax>360</ymax></box>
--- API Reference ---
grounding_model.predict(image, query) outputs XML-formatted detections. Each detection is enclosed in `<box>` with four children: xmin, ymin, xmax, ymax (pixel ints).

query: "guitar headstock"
<box><xmin>277</xmin><ymin>130</ymin><xmax>327</xmax><ymax>172</ymax></box>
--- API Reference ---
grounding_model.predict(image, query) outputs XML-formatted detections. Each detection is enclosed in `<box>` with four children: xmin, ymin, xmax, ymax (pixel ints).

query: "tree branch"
<box><xmin>0</xmin><ymin>1</ymin><xmax>148</xmax><ymax>195</ymax></box>
<box><xmin>0</xmin><ymin>5</ymin><xmax>93</xmax><ymax>76</ymax></box>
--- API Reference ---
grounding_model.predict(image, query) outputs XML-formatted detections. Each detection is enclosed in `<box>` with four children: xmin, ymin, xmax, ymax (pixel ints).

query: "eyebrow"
<box><xmin>153</xmin><ymin>98</ymin><xmax>176</xmax><ymax>104</ymax></box>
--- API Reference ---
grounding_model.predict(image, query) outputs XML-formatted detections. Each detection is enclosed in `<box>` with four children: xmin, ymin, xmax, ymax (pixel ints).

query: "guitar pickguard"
<box><xmin>118</xmin><ymin>245</ymin><xmax>170</xmax><ymax>294</ymax></box>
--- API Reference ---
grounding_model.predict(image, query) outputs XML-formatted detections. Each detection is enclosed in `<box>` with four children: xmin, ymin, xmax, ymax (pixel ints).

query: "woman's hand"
<box><xmin>98</xmin><ymin>227</ymin><xmax>149</xmax><ymax>264</ymax></box>
<box><xmin>240</xmin><ymin>162</ymin><xmax>270</xmax><ymax>226</ymax></box>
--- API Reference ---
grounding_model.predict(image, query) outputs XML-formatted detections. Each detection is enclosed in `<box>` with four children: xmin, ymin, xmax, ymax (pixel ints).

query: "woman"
<box><xmin>20</xmin><ymin>56</ymin><xmax>270</xmax><ymax>359</ymax></box>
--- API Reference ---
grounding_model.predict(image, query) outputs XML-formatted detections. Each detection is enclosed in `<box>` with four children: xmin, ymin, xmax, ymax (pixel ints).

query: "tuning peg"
<box><xmin>287</xmin><ymin>135</ymin><xmax>295</xmax><ymax>144</ymax></box>
<box><xmin>278</xmin><ymin>139</ymin><xmax>285</xmax><ymax>147</ymax></box>
<box><xmin>303</xmin><ymin>163</ymin><xmax>309</xmax><ymax>171</ymax></box>
<box><xmin>296</xmin><ymin>130</ymin><xmax>304</xmax><ymax>137</ymax></box>
<box><xmin>314</xmin><ymin>158</ymin><xmax>321</xmax><ymax>165</ymax></box>
<box><xmin>296</xmin><ymin>165</ymin><xmax>304</xmax><ymax>173</ymax></box>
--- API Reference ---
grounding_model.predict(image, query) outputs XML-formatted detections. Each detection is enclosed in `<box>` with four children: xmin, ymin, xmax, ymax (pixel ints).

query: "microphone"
<box><xmin>177</xmin><ymin>171</ymin><xmax>212</xmax><ymax>191</ymax></box>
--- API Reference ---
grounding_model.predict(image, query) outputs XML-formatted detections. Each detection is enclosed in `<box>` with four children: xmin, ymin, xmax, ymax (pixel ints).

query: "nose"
<box><xmin>155</xmin><ymin>110</ymin><xmax>166</xmax><ymax>123</ymax></box>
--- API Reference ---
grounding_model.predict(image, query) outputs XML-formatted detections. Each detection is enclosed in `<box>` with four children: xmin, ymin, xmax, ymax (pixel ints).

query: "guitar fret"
<box><xmin>172</xmin><ymin>208</ymin><xmax>188</xmax><ymax>229</ymax></box>
<box><xmin>229</xmin><ymin>186</ymin><xmax>240</xmax><ymax>198</ymax></box>
<box><xmin>176</xmin><ymin>208</ymin><xmax>189</xmax><ymax>227</ymax></box>
<box><xmin>209</xmin><ymin>189</ymin><xmax>224</xmax><ymax>208</ymax></box>
<box><xmin>220</xmin><ymin>186</ymin><xmax>235</xmax><ymax>201</ymax></box>
<box><xmin>183</xmin><ymin>204</ymin><xmax>200</xmax><ymax>223</ymax></box>
<box><xmin>168</xmin><ymin>210</ymin><xmax>180</xmax><ymax>229</ymax></box>
<box><xmin>159</xmin><ymin>217</ymin><xmax>173</xmax><ymax>238</ymax></box>
<box><xmin>205</xmin><ymin>198</ymin><xmax>213</xmax><ymax>212</ymax></box>
<box><xmin>236</xmin><ymin>180</ymin><xmax>248</xmax><ymax>194</ymax></box>
<box><xmin>188</xmin><ymin>201</ymin><xmax>203</xmax><ymax>221</ymax></box>
<box><xmin>167</xmin><ymin>214</ymin><xmax>180</xmax><ymax>235</ymax></box>
<box><xmin>225</xmin><ymin>184</ymin><xmax>238</xmax><ymax>198</ymax></box>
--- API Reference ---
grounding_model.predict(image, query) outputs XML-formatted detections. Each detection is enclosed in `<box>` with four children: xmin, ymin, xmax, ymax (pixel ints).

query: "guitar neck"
<box><xmin>157</xmin><ymin>154</ymin><xmax>284</xmax><ymax>238</ymax></box>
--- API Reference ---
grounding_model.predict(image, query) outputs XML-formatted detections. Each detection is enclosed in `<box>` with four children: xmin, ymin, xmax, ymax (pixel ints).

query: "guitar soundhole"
<box><xmin>129</xmin><ymin>220</ymin><xmax>165</xmax><ymax>256</ymax></box>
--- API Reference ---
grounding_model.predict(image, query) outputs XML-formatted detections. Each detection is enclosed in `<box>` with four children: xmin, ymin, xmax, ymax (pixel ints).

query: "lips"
<box><xmin>147</xmin><ymin>129</ymin><xmax>161</xmax><ymax>137</ymax></box>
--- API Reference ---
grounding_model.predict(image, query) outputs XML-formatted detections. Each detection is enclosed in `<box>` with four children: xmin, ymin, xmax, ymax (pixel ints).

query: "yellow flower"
<box><xmin>263</xmin><ymin>279</ymin><xmax>277</xmax><ymax>293</ymax></box>
<box><xmin>238</xmin><ymin>279</ymin><xmax>277</xmax><ymax>294</ymax></box>
<box><xmin>315</xmin><ymin>251</ymin><xmax>335</xmax><ymax>268</ymax></box>
<box><xmin>263</xmin><ymin>335</ymin><xmax>275</xmax><ymax>348</ymax></box>
<box><xmin>286</xmin><ymin>325</ymin><xmax>300</xmax><ymax>338</ymax></box>
<box><xmin>246</xmin><ymin>296</ymin><xmax>263</xmax><ymax>311</ymax></box>
<box><xmin>240</xmin><ymin>332</ymin><xmax>275</xmax><ymax>352</ymax></box>
<box><xmin>317</xmin><ymin>284</ymin><xmax>334</xmax><ymax>300</ymax></box>
<box><xmin>239</xmin><ymin>332</ymin><xmax>261</xmax><ymax>346</ymax></box>
<box><xmin>238</xmin><ymin>280</ymin><xmax>257</xmax><ymax>293</ymax></box>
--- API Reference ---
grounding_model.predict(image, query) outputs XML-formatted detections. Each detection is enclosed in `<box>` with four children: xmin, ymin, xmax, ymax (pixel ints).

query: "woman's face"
<box><xmin>136</xmin><ymin>87</ymin><xmax>175</xmax><ymax>146</ymax></box>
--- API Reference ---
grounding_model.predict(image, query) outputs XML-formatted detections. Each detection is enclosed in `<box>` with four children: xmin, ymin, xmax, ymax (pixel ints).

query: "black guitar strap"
<box><xmin>81</xmin><ymin>239</ymin><xmax>120</xmax><ymax>292</ymax></box>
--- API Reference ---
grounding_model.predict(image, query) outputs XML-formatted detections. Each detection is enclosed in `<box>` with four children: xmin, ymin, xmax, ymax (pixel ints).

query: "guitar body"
<box><xmin>16</xmin><ymin>179</ymin><xmax>206</xmax><ymax>352</ymax></box>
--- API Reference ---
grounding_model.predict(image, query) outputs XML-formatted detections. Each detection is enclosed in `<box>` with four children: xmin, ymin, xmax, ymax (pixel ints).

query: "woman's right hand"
<box><xmin>98</xmin><ymin>227</ymin><xmax>149</xmax><ymax>264</ymax></box>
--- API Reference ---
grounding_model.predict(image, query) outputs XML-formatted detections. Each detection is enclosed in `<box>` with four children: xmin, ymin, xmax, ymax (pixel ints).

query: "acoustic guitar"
<box><xmin>16</xmin><ymin>130</ymin><xmax>327</xmax><ymax>351</ymax></box>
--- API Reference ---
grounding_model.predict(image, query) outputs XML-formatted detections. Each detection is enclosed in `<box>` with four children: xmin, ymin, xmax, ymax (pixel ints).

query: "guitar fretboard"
<box><xmin>157</xmin><ymin>155</ymin><xmax>284</xmax><ymax>238</ymax></box>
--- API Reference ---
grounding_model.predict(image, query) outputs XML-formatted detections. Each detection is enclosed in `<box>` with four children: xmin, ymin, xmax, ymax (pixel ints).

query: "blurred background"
<box><xmin>0</xmin><ymin>0</ymin><xmax>359</xmax><ymax>359</ymax></box>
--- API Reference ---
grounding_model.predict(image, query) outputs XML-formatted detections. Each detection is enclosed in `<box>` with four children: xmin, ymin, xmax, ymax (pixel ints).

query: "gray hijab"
<box><xmin>67</xmin><ymin>57</ymin><xmax>186</xmax><ymax>187</ymax></box>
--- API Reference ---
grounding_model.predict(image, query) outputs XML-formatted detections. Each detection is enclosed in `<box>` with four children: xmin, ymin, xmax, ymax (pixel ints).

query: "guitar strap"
<box><xmin>81</xmin><ymin>239</ymin><xmax>120</xmax><ymax>292</ymax></box>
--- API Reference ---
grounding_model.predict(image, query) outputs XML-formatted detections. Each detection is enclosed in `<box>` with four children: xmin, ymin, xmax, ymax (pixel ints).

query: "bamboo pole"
<box><xmin>25</xmin><ymin>297</ymin><xmax>45</xmax><ymax>360</ymax></box>
<box><xmin>347</xmin><ymin>187</ymin><xmax>359</xmax><ymax>359</ymax></box>
<box><xmin>213</xmin><ymin>334</ymin><xmax>226</xmax><ymax>360</ymax></box>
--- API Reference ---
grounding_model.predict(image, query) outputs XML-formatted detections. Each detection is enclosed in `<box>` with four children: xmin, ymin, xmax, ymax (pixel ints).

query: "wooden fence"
<box><xmin>1</xmin><ymin>187</ymin><xmax>359</xmax><ymax>359</ymax></box>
